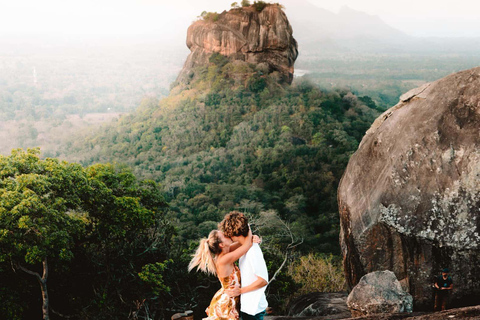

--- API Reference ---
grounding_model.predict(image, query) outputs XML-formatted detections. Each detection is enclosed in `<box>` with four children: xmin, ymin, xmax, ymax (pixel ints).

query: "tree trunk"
<box><xmin>18</xmin><ymin>257</ymin><xmax>49</xmax><ymax>320</ymax></box>
<box><xmin>40</xmin><ymin>276</ymin><xmax>49</xmax><ymax>320</ymax></box>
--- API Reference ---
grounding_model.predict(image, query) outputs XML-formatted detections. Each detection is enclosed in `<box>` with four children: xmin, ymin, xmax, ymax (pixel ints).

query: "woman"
<box><xmin>188</xmin><ymin>228</ymin><xmax>254</xmax><ymax>320</ymax></box>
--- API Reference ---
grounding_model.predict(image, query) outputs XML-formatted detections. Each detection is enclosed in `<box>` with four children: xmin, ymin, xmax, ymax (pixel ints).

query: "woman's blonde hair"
<box><xmin>188</xmin><ymin>230</ymin><xmax>223</xmax><ymax>276</ymax></box>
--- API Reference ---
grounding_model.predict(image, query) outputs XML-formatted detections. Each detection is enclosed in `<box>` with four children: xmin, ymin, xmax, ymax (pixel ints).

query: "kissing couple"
<box><xmin>189</xmin><ymin>211</ymin><xmax>268</xmax><ymax>320</ymax></box>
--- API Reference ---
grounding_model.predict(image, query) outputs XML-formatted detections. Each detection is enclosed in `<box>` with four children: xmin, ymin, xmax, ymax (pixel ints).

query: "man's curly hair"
<box><xmin>219</xmin><ymin>211</ymin><xmax>249</xmax><ymax>238</ymax></box>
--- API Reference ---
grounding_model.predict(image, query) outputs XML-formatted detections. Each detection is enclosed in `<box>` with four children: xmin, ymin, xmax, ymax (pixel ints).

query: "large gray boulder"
<box><xmin>338</xmin><ymin>67</ymin><xmax>480</xmax><ymax>309</ymax></box>
<box><xmin>347</xmin><ymin>271</ymin><xmax>413</xmax><ymax>317</ymax></box>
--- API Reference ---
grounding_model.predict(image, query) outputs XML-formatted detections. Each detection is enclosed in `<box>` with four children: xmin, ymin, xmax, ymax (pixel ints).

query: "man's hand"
<box><xmin>225</xmin><ymin>285</ymin><xmax>241</xmax><ymax>297</ymax></box>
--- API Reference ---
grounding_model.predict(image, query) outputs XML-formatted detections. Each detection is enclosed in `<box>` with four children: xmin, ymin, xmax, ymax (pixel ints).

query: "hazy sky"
<box><xmin>309</xmin><ymin>0</ymin><xmax>480</xmax><ymax>37</ymax></box>
<box><xmin>1</xmin><ymin>0</ymin><xmax>479</xmax><ymax>39</ymax></box>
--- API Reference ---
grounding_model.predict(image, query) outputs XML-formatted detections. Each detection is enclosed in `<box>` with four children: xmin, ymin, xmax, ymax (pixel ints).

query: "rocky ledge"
<box><xmin>177</xmin><ymin>4</ymin><xmax>298</xmax><ymax>84</ymax></box>
<box><xmin>268</xmin><ymin>305</ymin><xmax>480</xmax><ymax>320</ymax></box>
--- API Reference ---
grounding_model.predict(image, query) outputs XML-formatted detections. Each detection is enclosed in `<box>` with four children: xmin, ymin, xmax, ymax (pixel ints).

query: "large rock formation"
<box><xmin>347</xmin><ymin>271</ymin><xmax>413</xmax><ymax>317</ymax></box>
<box><xmin>338</xmin><ymin>67</ymin><xmax>480</xmax><ymax>309</ymax></box>
<box><xmin>176</xmin><ymin>4</ymin><xmax>298</xmax><ymax>84</ymax></box>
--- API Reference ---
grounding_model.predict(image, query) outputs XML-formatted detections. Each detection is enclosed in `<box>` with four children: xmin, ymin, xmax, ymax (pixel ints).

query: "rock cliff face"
<box><xmin>176</xmin><ymin>4</ymin><xmax>298</xmax><ymax>84</ymax></box>
<box><xmin>338</xmin><ymin>67</ymin><xmax>480</xmax><ymax>309</ymax></box>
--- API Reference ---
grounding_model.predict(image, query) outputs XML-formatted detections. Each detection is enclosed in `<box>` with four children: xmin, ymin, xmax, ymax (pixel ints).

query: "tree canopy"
<box><xmin>0</xmin><ymin>149</ymin><xmax>171</xmax><ymax>319</ymax></box>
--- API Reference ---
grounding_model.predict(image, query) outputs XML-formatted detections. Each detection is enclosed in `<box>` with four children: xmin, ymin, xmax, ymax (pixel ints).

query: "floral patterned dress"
<box><xmin>204</xmin><ymin>265</ymin><xmax>241</xmax><ymax>320</ymax></box>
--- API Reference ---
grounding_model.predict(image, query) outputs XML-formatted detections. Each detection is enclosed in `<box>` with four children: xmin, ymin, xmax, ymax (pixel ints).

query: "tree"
<box><xmin>0</xmin><ymin>149</ymin><xmax>89</xmax><ymax>319</ymax></box>
<box><xmin>241</xmin><ymin>0</ymin><xmax>251</xmax><ymax>7</ymax></box>
<box><xmin>0</xmin><ymin>149</ymin><xmax>171</xmax><ymax>319</ymax></box>
<box><xmin>80</xmin><ymin>162</ymin><xmax>172</xmax><ymax>318</ymax></box>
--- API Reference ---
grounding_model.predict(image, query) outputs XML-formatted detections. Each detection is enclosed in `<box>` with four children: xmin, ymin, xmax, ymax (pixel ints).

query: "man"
<box><xmin>220</xmin><ymin>211</ymin><xmax>269</xmax><ymax>320</ymax></box>
<box><xmin>434</xmin><ymin>268</ymin><xmax>453</xmax><ymax>311</ymax></box>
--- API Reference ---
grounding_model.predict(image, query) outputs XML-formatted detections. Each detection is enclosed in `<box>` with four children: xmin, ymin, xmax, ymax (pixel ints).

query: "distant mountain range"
<box><xmin>282</xmin><ymin>0</ymin><xmax>407</xmax><ymax>40</ymax></box>
<box><xmin>279</xmin><ymin>0</ymin><xmax>480</xmax><ymax>55</ymax></box>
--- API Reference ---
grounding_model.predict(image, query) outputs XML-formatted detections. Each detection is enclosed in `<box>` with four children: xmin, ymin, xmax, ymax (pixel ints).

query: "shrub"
<box><xmin>253</xmin><ymin>1</ymin><xmax>268</xmax><ymax>12</ymax></box>
<box><xmin>209</xmin><ymin>52</ymin><xmax>229</xmax><ymax>67</ymax></box>
<box><xmin>247</xmin><ymin>75</ymin><xmax>267</xmax><ymax>93</ymax></box>
<box><xmin>287</xmin><ymin>253</ymin><xmax>346</xmax><ymax>296</ymax></box>
<box><xmin>200</xmin><ymin>11</ymin><xmax>219</xmax><ymax>22</ymax></box>
<box><xmin>241</xmin><ymin>0</ymin><xmax>251</xmax><ymax>7</ymax></box>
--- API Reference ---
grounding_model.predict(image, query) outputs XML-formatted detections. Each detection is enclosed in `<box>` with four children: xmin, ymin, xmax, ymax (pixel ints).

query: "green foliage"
<box><xmin>241</xmin><ymin>0</ymin><xmax>251</xmax><ymax>7</ymax></box>
<box><xmin>209</xmin><ymin>52</ymin><xmax>229</xmax><ymax>68</ymax></box>
<box><xmin>0</xmin><ymin>148</ymin><xmax>88</xmax><ymax>266</ymax></box>
<box><xmin>248</xmin><ymin>74</ymin><xmax>267</xmax><ymax>93</ymax></box>
<box><xmin>287</xmin><ymin>253</ymin><xmax>346</xmax><ymax>296</ymax></box>
<box><xmin>0</xmin><ymin>284</ymin><xmax>24</xmax><ymax>320</ymax></box>
<box><xmin>231</xmin><ymin>2</ymin><xmax>240</xmax><ymax>8</ymax></box>
<box><xmin>253</xmin><ymin>1</ymin><xmax>268</xmax><ymax>12</ymax></box>
<box><xmin>0</xmin><ymin>149</ymin><xmax>173</xmax><ymax>319</ymax></box>
<box><xmin>139</xmin><ymin>260</ymin><xmax>173</xmax><ymax>295</ymax></box>
<box><xmin>200</xmin><ymin>11</ymin><xmax>219</xmax><ymax>22</ymax></box>
<box><xmin>64</xmin><ymin>58</ymin><xmax>380</xmax><ymax>257</ymax></box>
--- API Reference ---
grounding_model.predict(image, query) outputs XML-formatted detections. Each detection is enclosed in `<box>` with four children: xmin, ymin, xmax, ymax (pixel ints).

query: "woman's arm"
<box><xmin>229</xmin><ymin>235</ymin><xmax>261</xmax><ymax>252</ymax></box>
<box><xmin>218</xmin><ymin>229</ymin><xmax>253</xmax><ymax>266</ymax></box>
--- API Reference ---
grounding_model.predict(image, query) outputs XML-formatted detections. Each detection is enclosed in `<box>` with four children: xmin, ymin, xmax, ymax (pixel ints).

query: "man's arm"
<box><xmin>225</xmin><ymin>276</ymin><xmax>267</xmax><ymax>297</ymax></box>
<box><xmin>239</xmin><ymin>276</ymin><xmax>267</xmax><ymax>294</ymax></box>
<box><xmin>445</xmin><ymin>279</ymin><xmax>453</xmax><ymax>290</ymax></box>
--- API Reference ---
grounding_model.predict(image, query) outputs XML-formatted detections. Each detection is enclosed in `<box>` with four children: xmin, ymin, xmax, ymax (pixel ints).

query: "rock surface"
<box><xmin>338</xmin><ymin>67</ymin><xmax>480</xmax><ymax>309</ymax></box>
<box><xmin>287</xmin><ymin>292</ymin><xmax>350</xmax><ymax>318</ymax></box>
<box><xmin>267</xmin><ymin>305</ymin><xmax>480</xmax><ymax>319</ymax></box>
<box><xmin>347</xmin><ymin>271</ymin><xmax>413</xmax><ymax>317</ymax></box>
<box><xmin>177</xmin><ymin>4</ymin><xmax>298</xmax><ymax>84</ymax></box>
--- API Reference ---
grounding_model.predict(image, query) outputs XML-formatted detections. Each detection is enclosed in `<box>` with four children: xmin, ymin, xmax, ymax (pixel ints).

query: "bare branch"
<box><xmin>17</xmin><ymin>263</ymin><xmax>42</xmax><ymax>282</ymax></box>
<box><xmin>51</xmin><ymin>308</ymin><xmax>75</xmax><ymax>319</ymax></box>
<box><xmin>249</xmin><ymin>210</ymin><xmax>303</xmax><ymax>285</ymax></box>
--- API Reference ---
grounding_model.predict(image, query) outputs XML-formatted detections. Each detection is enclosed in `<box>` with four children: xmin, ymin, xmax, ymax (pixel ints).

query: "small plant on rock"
<box><xmin>253</xmin><ymin>1</ymin><xmax>268</xmax><ymax>12</ymax></box>
<box><xmin>200</xmin><ymin>11</ymin><xmax>219</xmax><ymax>22</ymax></box>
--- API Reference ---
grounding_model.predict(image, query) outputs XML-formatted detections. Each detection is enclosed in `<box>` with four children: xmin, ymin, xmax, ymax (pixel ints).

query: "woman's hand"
<box><xmin>247</xmin><ymin>226</ymin><xmax>253</xmax><ymax>243</ymax></box>
<box><xmin>253</xmin><ymin>235</ymin><xmax>262</xmax><ymax>244</ymax></box>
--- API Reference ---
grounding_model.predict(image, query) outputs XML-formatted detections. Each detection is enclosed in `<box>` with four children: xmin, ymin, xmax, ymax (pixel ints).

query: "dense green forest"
<box><xmin>64</xmin><ymin>53</ymin><xmax>381</xmax><ymax>255</ymax></box>
<box><xmin>296</xmin><ymin>52</ymin><xmax>480</xmax><ymax>108</ymax></box>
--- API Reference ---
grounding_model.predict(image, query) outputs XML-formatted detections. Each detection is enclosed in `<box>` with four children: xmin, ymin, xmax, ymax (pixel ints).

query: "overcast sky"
<box><xmin>0</xmin><ymin>0</ymin><xmax>479</xmax><ymax>39</ymax></box>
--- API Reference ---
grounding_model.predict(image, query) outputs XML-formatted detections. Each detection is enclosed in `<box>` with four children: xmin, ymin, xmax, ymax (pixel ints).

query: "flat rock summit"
<box><xmin>177</xmin><ymin>4</ymin><xmax>298</xmax><ymax>84</ymax></box>
<box><xmin>338</xmin><ymin>67</ymin><xmax>480</xmax><ymax>309</ymax></box>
